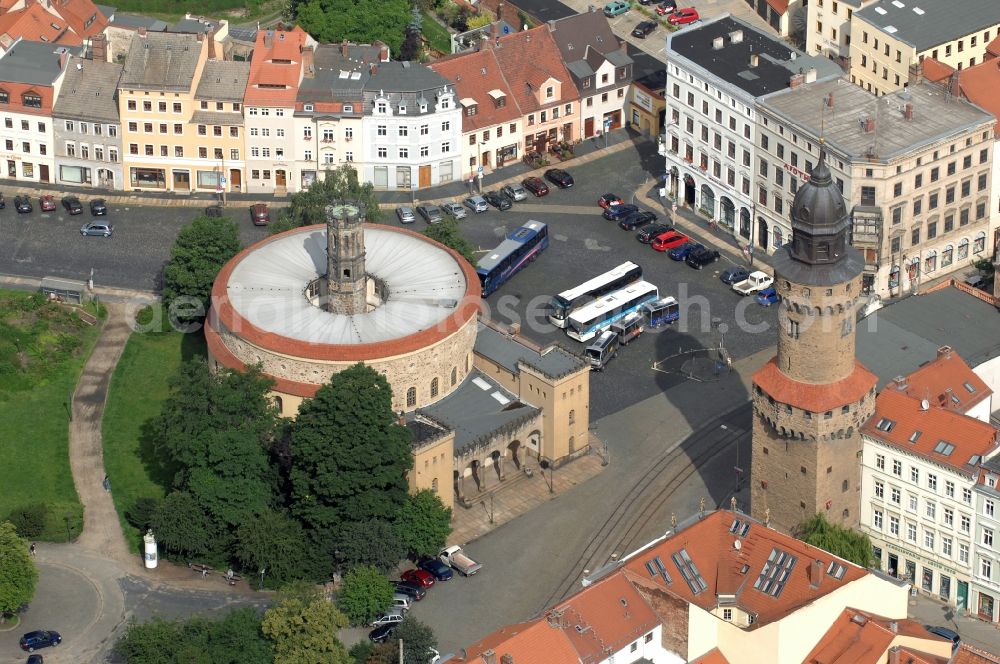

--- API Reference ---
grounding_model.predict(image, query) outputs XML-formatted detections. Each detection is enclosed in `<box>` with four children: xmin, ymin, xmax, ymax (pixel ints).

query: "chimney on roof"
<box><xmin>500</xmin><ymin>655</ymin><xmax>514</xmax><ymax>664</ymax></box>
<box><xmin>948</xmin><ymin>72</ymin><xmax>961</xmax><ymax>98</ymax></box>
<box><xmin>138</xmin><ymin>27</ymin><xmax>147</xmax><ymax>37</ymax></box>
<box><xmin>712</xmin><ymin>36</ymin><xmax>724</xmax><ymax>50</ymax></box>
<box><xmin>938</xmin><ymin>345</ymin><xmax>953</xmax><ymax>359</ymax></box>
<box><xmin>789</xmin><ymin>73</ymin><xmax>804</xmax><ymax>88</ymax></box>
<box><xmin>903</xmin><ymin>102</ymin><xmax>913</xmax><ymax>121</ymax></box>
<box><xmin>548</xmin><ymin>19</ymin><xmax>556</xmax><ymax>31</ymax></box>
<box><xmin>497</xmin><ymin>1</ymin><xmax>504</xmax><ymax>20</ymax></box>
<box><xmin>483</xmin><ymin>650</ymin><xmax>497</xmax><ymax>664</ymax></box>
<box><xmin>58</xmin><ymin>49</ymin><xmax>68</xmax><ymax>70</ymax></box>
<box><xmin>826</xmin><ymin>91</ymin><xmax>834</xmax><ymax>108</ymax></box>
<box><xmin>341</xmin><ymin>39</ymin><xmax>348</xmax><ymax>57</ymax></box>
<box><xmin>208</xmin><ymin>27</ymin><xmax>217</xmax><ymax>59</ymax></box>
<box><xmin>893</xmin><ymin>376</ymin><xmax>908</xmax><ymax>391</ymax></box>
<box><xmin>301</xmin><ymin>45</ymin><xmax>314</xmax><ymax>78</ymax></box>
<box><xmin>909</xmin><ymin>61</ymin><xmax>923</xmax><ymax>85</ymax></box>
<box><xmin>370</xmin><ymin>63</ymin><xmax>378</xmax><ymax>75</ymax></box>
<box><xmin>808</xmin><ymin>559</ymin><xmax>825</xmax><ymax>589</ymax></box>
<box><xmin>730</xmin><ymin>29</ymin><xmax>743</xmax><ymax>44</ymax></box>
<box><xmin>264</xmin><ymin>32</ymin><xmax>273</xmax><ymax>48</ymax></box>
<box><xmin>91</xmin><ymin>33</ymin><xmax>106</xmax><ymax>62</ymax></box>
<box><xmin>749</xmin><ymin>53</ymin><xmax>759</xmax><ymax>67</ymax></box>
<box><xmin>196</xmin><ymin>32</ymin><xmax>205</xmax><ymax>42</ymax></box>
<box><xmin>863</xmin><ymin>116</ymin><xmax>876</xmax><ymax>133</ymax></box>
<box><xmin>804</xmin><ymin>67</ymin><xmax>817</xmax><ymax>83</ymax></box>
<box><xmin>491</xmin><ymin>20</ymin><xmax>502</xmax><ymax>44</ymax></box>
<box><xmin>889</xmin><ymin>620</ymin><xmax>898</xmax><ymax>633</ymax></box>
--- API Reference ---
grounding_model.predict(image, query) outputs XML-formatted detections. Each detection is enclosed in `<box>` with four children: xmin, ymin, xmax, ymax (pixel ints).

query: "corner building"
<box><xmin>751</xmin><ymin>147</ymin><xmax>878</xmax><ymax>532</ymax></box>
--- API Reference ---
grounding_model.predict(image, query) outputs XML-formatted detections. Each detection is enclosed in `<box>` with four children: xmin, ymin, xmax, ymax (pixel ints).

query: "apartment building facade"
<box><xmin>192</xmin><ymin>59</ymin><xmax>249</xmax><ymax>193</ymax></box>
<box><xmin>52</xmin><ymin>55</ymin><xmax>122</xmax><ymax>188</ymax></box>
<box><xmin>758</xmin><ymin>78</ymin><xmax>996</xmax><ymax>296</ymax></box>
<box><xmin>0</xmin><ymin>39</ymin><xmax>69</xmax><ymax>183</ymax></box>
<box><xmin>429</xmin><ymin>47</ymin><xmax>524</xmax><ymax>181</ymax></box>
<box><xmin>660</xmin><ymin>15</ymin><xmax>839</xmax><ymax>249</ymax></box>
<box><xmin>805</xmin><ymin>0</ymin><xmax>876</xmax><ymax>63</ymax></box>
<box><xmin>972</xmin><ymin>459</ymin><xmax>1000</xmax><ymax>623</ymax></box>
<box><xmin>850</xmin><ymin>0</ymin><xmax>1000</xmax><ymax>96</ymax></box>
<box><xmin>548</xmin><ymin>10</ymin><xmax>632</xmax><ymax>140</ymax></box>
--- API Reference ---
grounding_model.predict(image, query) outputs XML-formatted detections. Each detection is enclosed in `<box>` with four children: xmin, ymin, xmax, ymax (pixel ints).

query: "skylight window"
<box><xmin>885</xmin><ymin>26</ymin><xmax>897</xmax><ymax>34</ymax></box>
<box><xmin>672</xmin><ymin>549</ymin><xmax>707</xmax><ymax>595</ymax></box>
<box><xmin>912</xmin><ymin>6</ymin><xmax>924</xmax><ymax>14</ymax></box>
<box><xmin>754</xmin><ymin>548</ymin><xmax>798</xmax><ymax>597</ymax></box>
<box><xmin>964</xmin><ymin>382</ymin><xmax>977</xmax><ymax>393</ymax></box>
<box><xmin>875</xmin><ymin>6</ymin><xmax>887</xmax><ymax>13</ymax></box>
<box><xmin>645</xmin><ymin>555</ymin><xmax>673</xmax><ymax>585</ymax></box>
<box><xmin>951</xmin><ymin>394</ymin><xmax>961</xmax><ymax>404</ymax></box>
<box><xmin>933</xmin><ymin>441</ymin><xmax>955</xmax><ymax>456</ymax></box>
<box><xmin>908</xmin><ymin>431</ymin><xmax>921</xmax><ymax>443</ymax></box>
<box><xmin>876</xmin><ymin>418</ymin><xmax>896</xmax><ymax>432</ymax></box>
<box><xmin>891</xmin><ymin>0</ymin><xmax>904</xmax><ymax>8</ymax></box>
<box><xmin>826</xmin><ymin>561</ymin><xmax>847</xmax><ymax>580</ymax></box>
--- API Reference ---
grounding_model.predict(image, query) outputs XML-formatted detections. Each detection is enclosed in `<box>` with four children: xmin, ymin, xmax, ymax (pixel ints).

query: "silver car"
<box><xmin>463</xmin><ymin>195</ymin><xmax>489</xmax><ymax>213</ymax></box>
<box><xmin>501</xmin><ymin>184</ymin><xmax>527</xmax><ymax>201</ymax></box>
<box><xmin>396</xmin><ymin>206</ymin><xmax>416</xmax><ymax>224</ymax></box>
<box><xmin>416</xmin><ymin>204</ymin><xmax>443</xmax><ymax>224</ymax></box>
<box><xmin>441</xmin><ymin>201</ymin><xmax>467</xmax><ymax>219</ymax></box>
<box><xmin>80</xmin><ymin>222</ymin><xmax>113</xmax><ymax>237</ymax></box>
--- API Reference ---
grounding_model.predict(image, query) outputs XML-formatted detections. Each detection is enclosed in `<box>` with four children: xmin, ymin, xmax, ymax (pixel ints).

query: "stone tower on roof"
<box><xmin>324</xmin><ymin>202</ymin><xmax>368</xmax><ymax>315</ymax></box>
<box><xmin>750</xmin><ymin>145</ymin><xmax>878</xmax><ymax>533</ymax></box>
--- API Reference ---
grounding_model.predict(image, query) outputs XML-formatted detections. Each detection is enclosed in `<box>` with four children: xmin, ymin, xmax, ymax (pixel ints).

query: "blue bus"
<box><xmin>476</xmin><ymin>221</ymin><xmax>549</xmax><ymax>296</ymax></box>
<box><xmin>566</xmin><ymin>281</ymin><xmax>659</xmax><ymax>342</ymax></box>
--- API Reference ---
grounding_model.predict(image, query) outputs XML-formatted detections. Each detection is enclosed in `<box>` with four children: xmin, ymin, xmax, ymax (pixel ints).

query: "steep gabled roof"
<box><xmin>450</xmin><ymin>618</ymin><xmax>581</xmax><ymax>664</ymax></box>
<box><xmin>0</xmin><ymin>4</ymin><xmax>81</xmax><ymax>50</ymax></box>
<box><xmin>52</xmin><ymin>55</ymin><xmax>121</xmax><ymax>122</ymax></box>
<box><xmin>490</xmin><ymin>24</ymin><xmax>579</xmax><ymax>113</ymax></box>
<box><xmin>548</xmin><ymin>10</ymin><xmax>633</xmax><ymax>77</ymax></box>
<box><xmin>195</xmin><ymin>59</ymin><xmax>250</xmax><ymax>102</ymax></box>
<box><xmin>896</xmin><ymin>346</ymin><xmax>991</xmax><ymax>414</ymax></box>
<box><xmin>120</xmin><ymin>32</ymin><xmax>203</xmax><ymax>91</ymax></box>
<box><xmin>804</xmin><ymin>608</ymin><xmax>949</xmax><ymax>663</ymax></box>
<box><xmin>954</xmin><ymin>644</ymin><xmax>1000</xmax><ymax>664</ymax></box>
<box><xmin>50</xmin><ymin>0</ymin><xmax>108</xmax><ymax>38</ymax></box>
<box><xmin>245</xmin><ymin>26</ymin><xmax>308</xmax><ymax>106</ymax></box>
<box><xmin>429</xmin><ymin>48</ymin><xmax>521</xmax><ymax>133</ymax></box>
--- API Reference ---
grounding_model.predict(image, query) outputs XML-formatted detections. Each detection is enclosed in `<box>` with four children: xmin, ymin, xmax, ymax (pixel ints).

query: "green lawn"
<box><xmin>0</xmin><ymin>291</ymin><xmax>105</xmax><ymax>540</ymax></box>
<box><xmin>102</xmin><ymin>308</ymin><xmax>206</xmax><ymax>551</ymax></box>
<box><xmin>422</xmin><ymin>12</ymin><xmax>453</xmax><ymax>55</ymax></box>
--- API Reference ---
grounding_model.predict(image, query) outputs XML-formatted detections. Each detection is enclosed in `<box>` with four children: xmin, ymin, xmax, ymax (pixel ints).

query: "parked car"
<box><xmin>720</xmin><ymin>266</ymin><xmax>750</xmax><ymax>284</ymax></box>
<box><xmin>391</xmin><ymin>593</ymin><xmax>412</xmax><ymax>612</ymax></box>
<box><xmin>250</xmin><ymin>203</ymin><xmax>270</xmax><ymax>226</ymax></box>
<box><xmin>655</xmin><ymin>0</ymin><xmax>678</xmax><ymax>14</ymax></box>
<box><xmin>667</xmin><ymin>7</ymin><xmax>699</xmax><ymax>24</ymax></box>
<box><xmin>603</xmin><ymin>203</ymin><xmax>639</xmax><ymax>221</ymax></box>
<box><xmin>632</xmin><ymin>20</ymin><xmax>657</xmax><ymax>37</ymax></box>
<box><xmin>636</xmin><ymin>223</ymin><xmax>673</xmax><ymax>244</ymax></box>
<box><xmin>439</xmin><ymin>545</ymin><xmax>482</xmax><ymax>576</ymax></box>
<box><xmin>668</xmin><ymin>241</ymin><xmax>704</xmax><ymax>261</ymax></box>
<box><xmin>619</xmin><ymin>210</ymin><xmax>657</xmax><ymax>230</ymax></box>
<box><xmin>756</xmin><ymin>287</ymin><xmax>780</xmax><ymax>306</ymax></box>
<box><xmin>521</xmin><ymin>176</ymin><xmax>549</xmax><ymax>197</ymax></box>
<box><xmin>441</xmin><ymin>200</ymin><xmax>468</xmax><ymax>219</ymax></box>
<box><xmin>14</xmin><ymin>195</ymin><xmax>32</xmax><ymax>213</ymax></box>
<box><xmin>418</xmin><ymin>556</ymin><xmax>454</xmax><ymax>581</ymax></box>
<box><xmin>464</xmin><ymin>195</ymin><xmax>489</xmax><ymax>213</ymax></box>
<box><xmin>89</xmin><ymin>198</ymin><xmax>107</xmax><ymax>216</ymax></box>
<box><xmin>416</xmin><ymin>204</ymin><xmax>444</xmax><ymax>224</ymax></box>
<box><xmin>651</xmin><ymin>230</ymin><xmax>690</xmax><ymax>252</ymax></box>
<box><xmin>61</xmin><ymin>196</ymin><xmax>83</xmax><ymax>215</ymax></box>
<box><xmin>396</xmin><ymin>205</ymin><xmax>416</xmax><ymax>224</ymax></box>
<box><xmin>394</xmin><ymin>581</ymin><xmax>427</xmax><ymax>601</ymax></box>
<box><xmin>924</xmin><ymin>625</ymin><xmax>960</xmax><ymax>651</ymax></box>
<box><xmin>369</xmin><ymin>623</ymin><xmax>397</xmax><ymax>644</ymax></box>
<box><xmin>483</xmin><ymin>190</ymin><xmax>513</xmax><ymax>210</ymax></box>
<box><xmin>598</xmin><ymin>193</ymin><xmax>624</xmax><ymax>209</ymax></box>
<box><xmin>26</xmin><ymin>656</ymin><xmax>44</xmax><ymax>664</ymax></box>
<box><xmin>19</xmin><ymin>631</ymin><xmax>61</xmax><ymax>652</ymax></box>
<box><xmin>204</xmin><ymin>205</ymin><xmax>223</xmax><ymax>218</ymax></box>
<box><xmin>400</xmin><ymin>568</ymin><xmax>435</xmax><ymax>588</ymax></box>
<box><xmin>732</xmin><ymin>270</ymin><xmax>774</xmax><ymax>296</ymax></box>
<box><xmin>603</xmin><ymin>0</ymin><xmax>629</xmax><ymax>16</ymax></box>
<box><xmin>637</xmin><ymin>0</ymin><xmax>659</xmax><ymax>6</ymax></box>
<box><xmin>39</xmin><ymin>194</ymin><xmax>56</xmax><ymax>211</ymax></box>
<box><xmin>370</xmin><ymin>610</ymin><xmax>405</xmax><ymax>628</ymax></box>
<box><xmin>501</xmin><ymin>183</ymin><xmax>528</xmax><ymax>201</ymax></box>
<box><xmin>544</xmin><ymin>168</ymin><xmax>574</xmax><ymax>188</ymax></box>
<box><xmin>80</xmin><ymin>221</ymin><xmax>113</xmax><ymax>237</ymax></box>
<box><xmin>686</xmin><ymin>247</ymin><xmax>721</xmax><ymax>269</ymax></box>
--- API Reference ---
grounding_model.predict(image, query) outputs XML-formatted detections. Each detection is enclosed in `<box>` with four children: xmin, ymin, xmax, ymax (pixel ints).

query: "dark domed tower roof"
<box><xmin>788</xmin><ymin>146</ymin><xmax>850</xmax><ymax>266</ymax></box>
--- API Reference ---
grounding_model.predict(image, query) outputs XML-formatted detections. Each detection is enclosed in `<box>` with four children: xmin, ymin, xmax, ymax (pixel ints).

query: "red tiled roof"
<box><xmin>491</xmin><ymin>25</ymin><xmax>579</xmax><ymax>114</ymax></box>
<box><xmin>766</xmin><ymin>0</ymin><xmax>789</xmax><ymax>14</ymax></box>
<box><xmin>804</xmin><ymin>609</ymin><xmax>951</xmax><ymax>664</ymax></box>
<box><xmin>953</xmin><ymin>643</ymin><xmax>1000</xmax><ymax>664</ymax></box>
<box><xmin>861</xmin><ymin>389</ymin><xmax>999</xmax><ymax>473</ymax></box>
<box><xmin>920</xmin><ymin>57</ymin><xmax>955</xmax><ymax>83</ymax></box>
<box><xmin>896</xmin><ymin>346</ymin><xmax>991</xmax><ymax>414</ymax></box>
<box><xmin>621</xmin><ymin>510</ymin><xmax>867</xmax><ymax>628</ymax></box>
<box><xmin>947</xmin><ymin>57</ymin><xmax>1000</xmax><ymax>138</ymax></box>
<box><xmin>449</xmin><ymin>619</ymin><xmax>581</xmax><ymax>664</ymax></box>
<box><xmin>691</xmin><ymin>648</ymin><xmax>731</xmax><ymax>663</ymax></box>
<box><xmin>430</xmin><ymin>48</ymin><xmax>522</xmax><ymax>133</ymax></box>
<box><xmin>987</xmin><ymin>34</ymin><xmax>1000</xmax><ymax>59</ymax></box>
<box><xmin>50</xmin><ymin>0</ymin><xmax>107</xmax><ymax>39</ymax></box>
<box><xmin>245</xmin><ymin>26</ymin><xmax>308</xmax><ymax>106</ymax></box>
<box><xmin>753</xmin><ymin>358</ymin><xmax>877</xmax><ymax>413</ymax></box>
<box><xmin>0</xmin><ymin>4</ymin><xmax>81</xmax><ymax>49</ymax></box>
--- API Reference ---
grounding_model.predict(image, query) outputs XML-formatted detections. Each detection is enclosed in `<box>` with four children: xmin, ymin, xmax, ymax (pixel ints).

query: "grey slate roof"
<box><xmin>120</xmin><ymin>32</ymin><xmax>202</xmax><ymax>91</ymax></box>
<box><xmin>297</xmin><ymin>43</ymin><xmax>378</xmax><ymax>104</ymax></box>
<box><xmin>475</xmin><ymin>322</ymin><xmax>586</xmax><ymax>379</ymax></box>
<box><xmin>170</xmin><ymin>17</ymin><xmax>222</xmax><ymax>35</ymax></box>
<box><xmin>96</xmin><ymin>4</ymin><xmax>116</xmax><ymax>18</ymax></box>
<box><xmin>0</xmin><ymin>40</ymin><xmax>71</xmax><ymax>86</ymax></box>
<box><xmin>190</xmin><ymin>110</ymin><xmax>241</xmax><ymax>125</ymax></box>
<box><xmin>229</xmin><ymin>27</ymin><xmax>257</xmax><ymax>43</ymax></box>
<box><xmin>507</xmin><ymin>0</ymin><xmax>576</xmax><ymax>23</ymax></box>
<box><xmin>195</xmin><ymin>59</ymin><xmax>250</xmax><ymax>101</ymax></box>
<box><xmin>669</xmin><ymin>15</ymin><xmax>841</xmax><ymax>98</ymax></box>
<box><xmin>760</xmin><ymin>78</ymin><xmax>994</xmax><ymax>162</ymax></box>
<box><xmin>367</xmin><ymin>60</ymin><xmax>451</xmax><ymax>94</ymax></box>
<box><xmin>549</xmin><ymin>10</ymin><xmax>633</xmax><ymax>84</ymax></box>
<box><xmin>108</xmin><ymin>13</ymin><xmax>168</xmax><ymax>32</ymax></box>
<box><xmin>856</xmin><ymin>286</ymin><xmax>1000</xmax><ymax>387</ymax></box>
<box><xmin>855</xmin><ymin>0</ymin><xmax>1000</xmax><ymax>52</ymax></box>
<box><xmin>53</xmin><ymin>57</ymin><xmax>122</xmax><ymax>123</ymax></box>
<box><xmin>417</xmin><ymin>370</ymin><xmax>540</xmax><ymax>454</ymax></box>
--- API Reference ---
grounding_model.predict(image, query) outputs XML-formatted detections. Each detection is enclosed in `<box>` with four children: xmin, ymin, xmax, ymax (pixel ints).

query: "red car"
<box><xmin>651</xmin><ymin>230</ymin><xmax>690</xmax><ymax>252</ymax></box>
<box><xmin>598</xmin><ymin>193</ymin><xmax>624</xmax><ymax>209</ymax></box>
<box><xmin>521</xmin><ymin>176</ymin><xmax>549</xmax><ymax>197</ymax></box>
<box><xmin>667</xmin><ymin>7</ymin><xmax>699</xmax><ymax>24</ymax></box>
<box><xmin>401</xmin><ymin>568</ymin><xmax>435</xmax><ymax>588</ymax></box>
<box><xmin>39</xmin><ymin>194</ymin><xmax>56</xmax><ymax>211</ymax></box>
<box><xmin>655</xmin><ymin>0</ymin><xmax>677</xmax><ymax>15</ymax></box>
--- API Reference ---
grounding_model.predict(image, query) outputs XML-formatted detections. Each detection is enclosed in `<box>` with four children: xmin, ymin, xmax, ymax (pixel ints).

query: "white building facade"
<box><xmin>971</xmin><ymin>466</ymin><xmax>1000</xmax><ymax>623</ymax></box>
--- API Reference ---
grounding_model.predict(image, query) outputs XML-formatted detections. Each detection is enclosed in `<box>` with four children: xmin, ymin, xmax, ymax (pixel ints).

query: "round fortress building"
<box><xmin>205</xmin><ymin>202</ymin><xmax>481</xmax><ymax>416</ymax></box>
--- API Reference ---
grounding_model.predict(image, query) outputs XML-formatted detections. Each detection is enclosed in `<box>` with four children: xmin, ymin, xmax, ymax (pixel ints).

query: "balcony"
<box><xmin>851</xmin><ymin>205</ymin><xmax>882</xmax><ymax>248</ymax></box>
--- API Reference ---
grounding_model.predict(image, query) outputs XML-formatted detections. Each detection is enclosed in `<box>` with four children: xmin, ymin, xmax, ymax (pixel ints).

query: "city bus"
<box><xmin>566</xmin><ymin>281</ymin><xmax>659</xmax><ymax>342</ymax></box>
<box><xmin>476</xmin><ymin>221</ymin><xmax>549</xmax><ymax>296</ymax></box>
<box><xmin>548</xmin><ymin>261</ymin><xmax>643</xmax><ymax>328</ymax></box>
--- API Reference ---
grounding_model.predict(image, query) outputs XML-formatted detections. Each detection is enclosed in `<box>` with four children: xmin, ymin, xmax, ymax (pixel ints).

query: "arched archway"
<box><xmin>739</xmin><ymin>208</ymin><xmax>751</xmax><ymax>239</ymax></box>
<box><xmin>700</xmin><ymin>184</ymin><xmax>716</xmax><ymax>218</ymax></box>
<box><xmin>772</xmin><ymin>225</ymin><xmax>783</xmax><ymax>249</ymax></box>
<box><xmin>470</xmin><ymin>459</ymin><xmax>482</xmax><ymax>492</ymax></box>
<box><xmin>757</xmin><ymin>217</ymin><xmax>768</xmax><ymax>250</ymax></box>
<box><xmin>508</xmin><ymin>440</ymin><xmax>522</xmax><ymax>469</ymax></box>
<box><xmin>683</xmin><ymin>174</ymin><xmax>696</xmax><ymax>206</ymax></box>
<box><xmin>490</xmin><ymin>449</ymin><xmax>503</xmax><ymax>481</ymax></box>
<box><xmin>720</xmin><ymin>196</ymin><xmax>736</xmax><ymax>228</ymax></box>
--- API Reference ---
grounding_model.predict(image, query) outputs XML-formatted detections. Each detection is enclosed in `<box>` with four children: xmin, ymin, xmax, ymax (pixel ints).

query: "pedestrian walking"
<box><xmin>29</xmin><ymin>542</ymin><xmax>36</xmax><ymax>557</ymax></box>
<box><xmin>102</xmin><ymin>475</ymin><xmax>110</xmax><ymax>492</ymax></box>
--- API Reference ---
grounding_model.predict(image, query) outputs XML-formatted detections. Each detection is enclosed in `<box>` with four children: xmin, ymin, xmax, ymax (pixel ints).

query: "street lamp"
<box><xmin>258</xmin><ymin>567</ymin><xmax>266</xmax><ymax>590</ymax></box>
<box><xmin>540</xmin><ymin>457</ymin><xmax>554</xmax><ymax>494</ymax></box>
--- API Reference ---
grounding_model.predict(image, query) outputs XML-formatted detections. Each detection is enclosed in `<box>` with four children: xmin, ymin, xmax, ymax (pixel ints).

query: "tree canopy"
<box><xmin>113</xmin><ymin>608</ymin><xmax>273</xmax><ymax>664</ymax></box>
<box><xmin>334</xmin><ymin>520</ymin><xmax>407</xmax><ymax>573</ymax></box>
<box><xmin>336</xmin><ymin>565</ymin><xmax>394</xmax><ymax>626</ymax></box>
<box><xmin>394</xmin><ymin>490</ymin><xmax>452</xmax><ymax>558</ymax></box>
<box><xmin>235</xmin><ymin>509</ymin><xmax>310</xmax><ymax>587</ymax></box>
<box><xmin>0</xmin><ymin>521</ymin><xmax>36</xmax><ymax>617</ymax></box>
<box><xmin>423</xmin><ymin>216</ymin><xmax>476</xmax><ymax>265</ymax></box>
<box><xmin>161</xmin><ymin>214</ymin><xmax>241</xmax><ymax>324</ymax></box>
<box><xmin>262</xmin><ymin>585</ymin><xmax>351</xmax><ymax>664</ymax></box>
<box><xmin>292</xmin><ymin>0</ymin><xmax>410</xmax><ymax>56</ymax></box>
<box><xmin>289</xmin><ymin>363</ymin><xmax>412</xmax><ymax>539</ymax></box>
<box><xmin>799</xmin><ymin>513</ymin><xmax>873</xmax><ymax>567</ymax></box>
<box><xmin>271</xmin><ymin>164</ymin><xmax>382</xmax><ymax>235</ymax></box>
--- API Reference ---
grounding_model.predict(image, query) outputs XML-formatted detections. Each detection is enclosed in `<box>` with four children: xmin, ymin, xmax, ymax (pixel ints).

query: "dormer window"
<box><xmin>376</xmin><ymin>102</ymin><xmax>388</xmax><ymax>113</ymax></box>
<box><xmin>304</xmin><ymin>103</ymin><xmax>314</xmax><ymax>112</ymax></box>
<box><xmin>343</xmin><ymin>104</ymin><xmax>353</xmax><ymax>113</ymax></box>
<box><xmin>398</xmin><ymin>105</ymin><xmax>406</xmax><ymax>114</ymax></box>
<box><xmin>488</xmin><ymin>89</ymin><xmax>506</xmax><ymax>108</ymax></box>
<box><xmin>466</xmin><ymin>104</ymin><xmax>477</xmax><ymax>117</ymax></box>
<box><xmin>0</xmin><ymin>89</ymin><xmax>8</xmax><ymax>104</ymax></box>
<box><xmin>22</xmin><ymin>92</ymin><xmax>41</xmax><ymax>108</ymax></box>
<box><xmin>545</xmin><ymin>86</ymin><xmax>554</xmax><ymax>99</ymax></box>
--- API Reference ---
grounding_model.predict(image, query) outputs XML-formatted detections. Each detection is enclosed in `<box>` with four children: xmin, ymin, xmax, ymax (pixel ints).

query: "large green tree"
<box><xmin>235</xmin><ymin>509</ymin><xmax>310</xmax><ymax>587</ymax></box>
<box><xmin>161</xmin><ymin>214</ymin><xmax>241</xmax><ymax>323</ymax></box>
<box><xmin>379</xmin><ymin>616</ymin><xmax>439</xmax><ymax>664</ymax></box>
<box><xmin>336</xmin><ymin>565</ymin><xmax>394</xmax><ymax>626</ymax></box>
<box><xmin>288</xmin><ymin>363</ymin><xmax>412</xmax><ymax>539</ymax></box>
<box><xmin>423</xmin><ymin>216</ymin><xmax>476</xmax><ymax>265</ymax></box>
<box><xmin>394</xmin><ymin>490</ymin><xmax>452</xmax><ymax>558</ymax></box>
<box><xmin>262</xmin><ymin>585</ymin><xmax>351</xmax><ymax>664</ymax></box>
<box><xmin>150</xmin><ymin>491</ymin><xmax>212</xmax><ymax>557</ymax></box>
<box><xmin>271</xmin><ymin>164</ymin><xmax>382</xmax><ymax>235</ymax></box>
<box><xmin>293</xmin><ymin>0</ymin><xmax>409</xmax><ymax>57</ymax></box>
<box><xmin>0</xmin><ymin>521</ymin><xmax>37</xmax><ymax>618</ymax></box>
<box><xmin>333</xmin><ymin>520</ymin><xmax>407</xmax><ymax>573</ymax></box>
<box><xmin>113</xmin><ymin>608</ymin><xmax>273</xmax><ymax>664</ymax></box>
<box><xmin>799</xmin><ymin>513</ymin><xmax>874</xmax><ymax>567</ymax></box>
